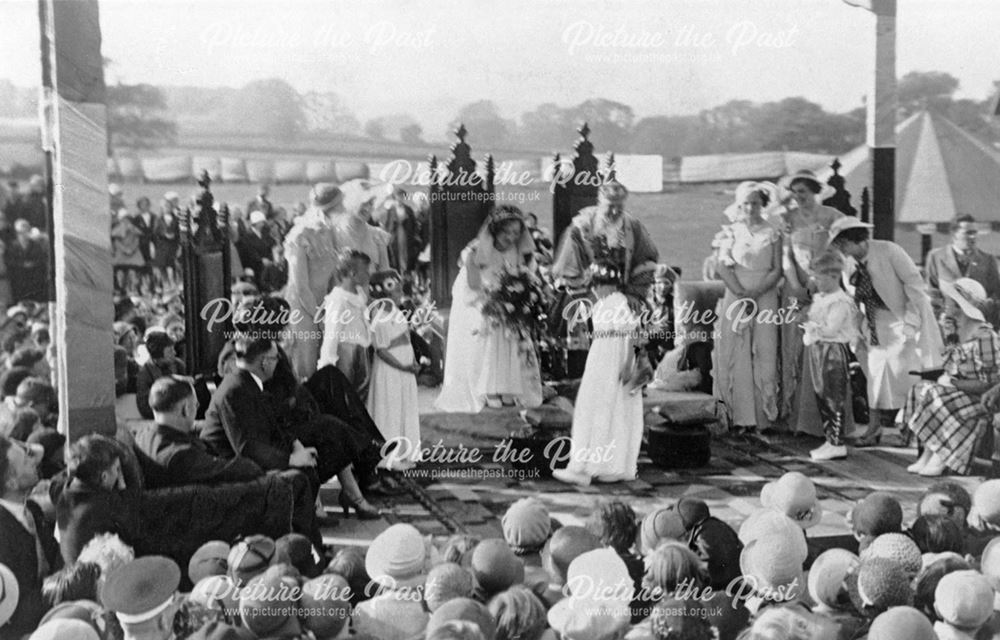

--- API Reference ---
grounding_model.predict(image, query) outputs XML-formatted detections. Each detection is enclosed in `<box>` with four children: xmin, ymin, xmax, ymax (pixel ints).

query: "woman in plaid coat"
<box><xmin>902</xmin><ymin>277</ymin><xmax>1000</xmax><ymax>476</ymax></box>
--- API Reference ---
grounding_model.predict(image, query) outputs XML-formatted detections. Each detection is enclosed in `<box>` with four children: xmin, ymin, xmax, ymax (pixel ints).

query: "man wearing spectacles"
<box><xmin>925</xmin><ymin>214</ymin><xmax>1000</xmax><ymax>328</ymax></box>
<box><xmin>0</xmin><ymin>434</ymin><xmax>62</xmax><ymax>636</ymax></box>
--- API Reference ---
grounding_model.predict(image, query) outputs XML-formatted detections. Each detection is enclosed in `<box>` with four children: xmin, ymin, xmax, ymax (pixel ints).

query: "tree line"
<box><xmin>2</xmin><ymin>71</ymin><xmax>997</xmax><ymax>157</ymax></box>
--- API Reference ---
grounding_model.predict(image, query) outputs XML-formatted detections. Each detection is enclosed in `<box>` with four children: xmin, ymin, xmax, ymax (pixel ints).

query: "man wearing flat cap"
<box><xmin>284</xmin><ymin>183</ymin><xmax>345</xmax><ymax>380</ymax></box>
<box><xmin>101</xmin><ymin>555</ymin><xmax>181</xmax><ymax>640</ymax></box>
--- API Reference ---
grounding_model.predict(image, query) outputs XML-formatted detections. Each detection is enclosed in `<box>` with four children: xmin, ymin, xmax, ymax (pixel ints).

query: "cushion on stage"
<box><xmin>523</xmin><ymin>405</ymin><xmax>573</xmax><ymax>431</ymax></box>
<box><xmin>647</xmin><ymin>423</ymin><xmax>711</xmax><ymax>469</ymax></box>
<box><xmin>650</xmin><ymin>390</ymin><xmax>721</xmax><ymax>426</ymax></box>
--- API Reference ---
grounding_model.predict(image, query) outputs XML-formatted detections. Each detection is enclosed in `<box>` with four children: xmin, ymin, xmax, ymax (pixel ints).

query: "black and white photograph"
<box><xmin>2</xmin><ymin>0</ymin><xmax>1000</xmax><ymax>638</ymax></box>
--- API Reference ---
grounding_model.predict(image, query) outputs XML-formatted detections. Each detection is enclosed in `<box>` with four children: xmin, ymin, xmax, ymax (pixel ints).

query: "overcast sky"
<box><xmin>1</xmin><ymin>0</ymin><xmax>997</xmax><ymax>139</ymax></box>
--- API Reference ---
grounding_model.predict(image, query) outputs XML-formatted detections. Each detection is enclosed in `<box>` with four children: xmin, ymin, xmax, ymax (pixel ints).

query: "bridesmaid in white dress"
<box><xmin>367</xmin><ymin>269</ymin><xmax>420</xmax><ymax>471</ymax></box>
<box><xmin>435</xmin><ymin>206</ymin><xmax>543</xmax><ymax>413</ymax></box>
<box><xmin>554</xmin><ymin>260</ymin><xmax>644</xmax><ymax>486</ymax></box>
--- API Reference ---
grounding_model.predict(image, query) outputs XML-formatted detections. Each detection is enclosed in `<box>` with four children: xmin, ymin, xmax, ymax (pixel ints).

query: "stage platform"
<box><xmin>316</xmin><ymin>385</ymin><xmax>987</xmax><ymax>555</ymax></box>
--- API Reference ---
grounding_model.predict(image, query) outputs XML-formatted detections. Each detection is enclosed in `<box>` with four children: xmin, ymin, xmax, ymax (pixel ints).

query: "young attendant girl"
<box><xmin>367</xmin><ymin>269</ymin><xmax>421</xmax><ymax>471</ymax></box>
<box><xmin>553</xmin><ymin>260</ymin><xmax>644</xmax><ymax>486</ymax></box>
<box><xmin>801</xmin><ymin>251</ymin><xmax>860</xmax><ymax>461</ymax></box>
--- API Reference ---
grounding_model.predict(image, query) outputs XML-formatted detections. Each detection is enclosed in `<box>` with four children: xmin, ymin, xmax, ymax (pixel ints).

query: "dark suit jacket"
<box><xmin>201</xmin><ymin>370</ymin><xmax>292</xmax><ymax>471</ymax></box>
<box><xmin>49</xmin><ymin>475</ymin><xmax>139</xmax><ymax>565</ymax></box>
<box><xmin>0</xmin><ymin>500</ymin><xmax>62</xmax><ymax>637</ymax></box>
<box><xmin>236</xmin><ymin>229</ymin><xmax>274</xmax><ymax>279</ymax></box>
<box><xmin>134</xmin><ymin>423</ymin><xmax>264</xmax><ymax>489</ymax></box>
<box><xmin>130</xmin><ymin>213</ymin><xmax>156</xmax><ymax>263</ymax></box>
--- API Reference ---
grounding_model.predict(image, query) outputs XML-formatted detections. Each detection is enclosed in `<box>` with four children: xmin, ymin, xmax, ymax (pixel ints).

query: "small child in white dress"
<box><xmin>553</xmin><ymin>260</ymin><xmax>644</xmax><ymax>486</ymax></box>
<box><xmin>367</xmin><ymin>269</ymin><xmax>421</xmax><ymax>471</ymax></box>
<box><xmin>801</xmin><ymin>250</ymin><xmax>860</xmax><ymax>461</ymax></box>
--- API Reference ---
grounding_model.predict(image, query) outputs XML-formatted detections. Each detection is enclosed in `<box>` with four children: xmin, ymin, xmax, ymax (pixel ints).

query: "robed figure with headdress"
<box><xmin>435</xmin><ymin>205</ymin><xmax>544</xmax><ymax>413</ymax></box>
<box><xmin>550</xmin><ymin>180</ymin><xmax>659</xmax><ymax>381</ymax></box>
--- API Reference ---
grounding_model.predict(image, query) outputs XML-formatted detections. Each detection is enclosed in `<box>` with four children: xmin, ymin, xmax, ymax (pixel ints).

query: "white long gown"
<box><xmin>564</xmin><ymin>291</ymin><xmax>644</xmax><ymax>480</ymax></box>
<box><xmin>435</xmin><ymin>243</ymin><xmax>543</xmax><ymax>413</ymax></box>
<box><xmin>367</xmin><ymin>300</ymin><xmax>421</xmax><ymax>469</ymax></box>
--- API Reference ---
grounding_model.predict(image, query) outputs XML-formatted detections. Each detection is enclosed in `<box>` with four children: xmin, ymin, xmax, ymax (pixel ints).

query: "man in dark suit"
<box><xmin>134</xmin><ymin>376</ymin><xmax>264</xmax><ymax>488</ymax></box>
<box><xmin>0</xmin><ymin>435</ymin><xmax>61</xmax><ymax>636</ymax></box>
<box><xmin>925</xmin><ymin>214</ymin><xmax>1000</xmax><ymax>328</ymax></box>
<box><xmin>246</xmin><ymin>183</ymin><xmax>274</xmax><ymax>219</ymax></box>
<box><xmin>201</xmin><ymin>337</ymin><xmax>317</xmax><ymax>472</ymax></box>
<box><xmin>130</xmin><ymin>196</ymin><xmax>156</xmax><ymax>266</ymax></box>
<box><xmin>236</xmin><ymin>211</ymin><xmax>275</xmax><ymax>283</ymax></box>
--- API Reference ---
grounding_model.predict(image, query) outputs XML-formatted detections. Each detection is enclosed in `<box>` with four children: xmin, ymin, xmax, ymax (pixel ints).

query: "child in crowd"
<box><xmin>800</xmin><ymin>250</ymin><xmax>859</xmax><ymax>461</ymax></box>
<box><xmin>553</xmin><ymin>259</ymin><xmax>644</xmax><ymax>486</ymax></box>
<box><xmin>367</xmin><ymin>269</ymin><xmax>421</xmax><ymax>471</ymax></box>
<box><xmin>318</xmin><ymin>250</ymin><xmax>373</xmax><ymax>395</ymax></box>
<box><xmin>260</xmin><ymin>242</ymin><xmax>288</xmax><ymax>294</ymax></box>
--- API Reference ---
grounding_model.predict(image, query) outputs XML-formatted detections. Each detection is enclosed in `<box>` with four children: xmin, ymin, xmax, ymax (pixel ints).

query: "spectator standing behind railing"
<box><xmin>6</xmin><ymin>220</ymin><xmax>48</xmax><ymax>303</ymax></box>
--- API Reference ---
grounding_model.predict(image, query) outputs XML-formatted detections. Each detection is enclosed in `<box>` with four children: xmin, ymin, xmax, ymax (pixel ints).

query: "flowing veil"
<box><xmin>434</xmin><ymin>244</ymin><xmax>488</xmax><ymax>412</ymax></box>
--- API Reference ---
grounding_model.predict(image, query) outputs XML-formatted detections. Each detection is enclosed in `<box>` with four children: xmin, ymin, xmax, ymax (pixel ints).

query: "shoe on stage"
<box><xmin>809</xmin><ymin>443</ymin><xmax>847</xmax><ymax>461</ymax></box>
<box><xmin>552</xmin><ymin>468</ymin><xmax>592</xmax><ymax>487</ymax></box>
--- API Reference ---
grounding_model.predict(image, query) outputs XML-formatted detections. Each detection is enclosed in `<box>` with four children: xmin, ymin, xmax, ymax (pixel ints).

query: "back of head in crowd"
<box><xmin>149</xmin><ymin>375</ymin><xmax>195</xmax><ymax>417</ymax></box>
<box><xmin>487</xmin><ymin>585</ymin><xmax>547</xmax><ymax>640</ymax></box>
<box><xmin>232</xmin><ymin>335</ymin><xmax>274</xmax><ymax>365</ymax></box>
<box><xmin>0</xmin><ymin>366</ymin><xmax>32</xmax><ymax>399</ymax></box>
<box><xmin>918</xmin><ymin>481</ymin><xmax>972</xmax><ymax>528</ymax></box>
<box><xmin>910</xmin><ymin>514</ymin><xmax>965</xmax><ymax>556</ymax></box>
<box><xmin>588</xmin><ymin>501</ymin><xmax>638</xmax><ymax>555</ymax></box>
<box><xmin>17</xmin><ymin>376</ymin><xmax>56</xmax><ymax>420</ymax></box>
<box><xmin>66</xmin><ymin>434</ymin><xmax>123</xmax><ymax>491</ymax></box>
<box><xmin>543</xmin><ymin>526</ymin><xmax>602</xmax><ymax>585</ymax></box>
<box><xmin>41</xmin><ymin>562</ymin><xmax>101</xmax><ymax>607</ymax></box>
<box><xmin>144</xmin><ymin>330</ymin><xmax>175</xmax><ymax>362</ymax></box>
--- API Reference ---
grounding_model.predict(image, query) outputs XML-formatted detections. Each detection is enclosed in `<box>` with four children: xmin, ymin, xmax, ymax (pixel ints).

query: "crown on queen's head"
<box><xmin>488</xmin><ymin>207</ymin><xmax>524</xmax><ymax>226</ymax></box>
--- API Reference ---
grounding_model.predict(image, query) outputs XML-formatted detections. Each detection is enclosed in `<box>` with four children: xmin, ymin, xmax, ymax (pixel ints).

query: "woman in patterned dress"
<box><xmin>713</xmin><ymin>182</ymin><xmax>784</xmax><ymax>432</ymax></box>
<box><xmin>903</xmin><ymin>278</ymin><xmax>1000</xmax><ymax>476</ymax></box>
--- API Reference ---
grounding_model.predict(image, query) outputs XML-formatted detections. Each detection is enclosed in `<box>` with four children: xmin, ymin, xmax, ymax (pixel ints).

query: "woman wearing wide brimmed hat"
<box><xmin>283</xmin><ymin>183</ymin><xmax>346</xmax><ymax>380</ymax></box>
<box><xmin>713</xmin><ymin>181</ymin><xmax>785</xmax><ymax>433</ymax></box>
<box><xmin>900</xmin><ymin>277</ymin><xmax>1000</xmax><ymax>476</ymax></box>
<box><xmin>829</xmin><ymin>217</ymin><xmax>944</xmax><ymax>448</ymax></box>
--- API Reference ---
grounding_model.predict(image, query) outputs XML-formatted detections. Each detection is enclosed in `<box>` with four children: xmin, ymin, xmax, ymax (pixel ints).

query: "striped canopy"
<box><xmin>824</xmin><ymin>110</ymin><xmax>1000</xmax><ymax>224</ymax></box>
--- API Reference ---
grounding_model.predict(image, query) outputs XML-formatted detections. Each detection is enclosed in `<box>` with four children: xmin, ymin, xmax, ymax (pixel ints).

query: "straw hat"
<box><xmin>940</xmin><ymin>277</ymin><xmax>988</xmax><ymax>323</ymax></box>
<box><xmin>829</xmin><ymin>216</ymin><xmax>874</xmax><ymax>243</ymax></box>
<box><xmin>724</xmin><ymin>181</ymin><xmax>781</xmax><ymax>222</ymax></box>
<box><xmin>760</xmin><ymin>472</ymin><xmax>823</xmax><ymax>529</ymax></box>
<box><xmin>0</xmin><ymin>563</ymin><xmax>19</xmax><ymax>628</ymax></box>
<box><xmin>779</xmin><ymin>170</ymin><xmax>836</xmax><ymax>202</ymax></box>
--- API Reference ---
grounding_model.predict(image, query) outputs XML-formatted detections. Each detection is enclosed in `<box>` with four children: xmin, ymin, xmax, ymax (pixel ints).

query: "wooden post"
<box><xmin>869</xmin><ymin>0</ymin><xmax>897</xmax><ymax>240</ymax></box>
<box><xmin>39</xmin><ymin>0</ymin><xmax>116</xmax><ymax>439</ymax></box>
<box><xmin>916</xmin><ymin>223</ymin><xmax>937</xmax><ymax>265</ymax></box>
<box><xmin>860</xmin><ymin>187</ymin><xmax>871</xmax><ymax>224</ymax></box>
<box><xmin>427</xmin><ymin>125</ymin><xmax>495</xmax><ymax>308</ymax></box>
<box><xmin>551</xmin><ymin>123</ymin><xmax>599</xmax><ymax>243</ymax></box>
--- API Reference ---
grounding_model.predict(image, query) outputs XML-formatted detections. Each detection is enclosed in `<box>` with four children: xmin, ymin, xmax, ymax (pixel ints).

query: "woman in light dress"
<box><xmin>553</xmin><ymin>259</ymin><xmax>644</xmax><ymax>486</ymax></box>
<box><xmin>713</xmin><ymin>182</ymin><xmax>784</xmax><ymax>433</ymax></box>
<box><xmin>435</xmin><ymin>205</ymin><xmax>543</xmax><ymax>413</ymax></box>
<box><xmin>770</xmin><ymin>171</ymin><xmax>849</xmax><ymax>436</ymax></box>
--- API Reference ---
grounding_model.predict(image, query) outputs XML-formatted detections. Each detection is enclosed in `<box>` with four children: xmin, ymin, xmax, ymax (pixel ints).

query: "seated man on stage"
<box><xmin>201</xmin><ymin>335</ymin><xmax>380</xmax><ymax>520</ymax></box>
<box><xmin>134</xmin><ymin>376</ymin><xmax>264</xmax><ymax>488</ymax></box>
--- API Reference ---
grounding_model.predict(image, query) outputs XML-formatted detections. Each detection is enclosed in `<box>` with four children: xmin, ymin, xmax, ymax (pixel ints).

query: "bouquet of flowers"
<box><xmin>480</xmin><ymin>265</ymin><xmax>551</xmax><ymax>344</ymax></box>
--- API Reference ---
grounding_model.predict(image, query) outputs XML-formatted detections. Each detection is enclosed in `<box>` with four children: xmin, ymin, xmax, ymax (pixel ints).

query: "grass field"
<box><xmin>126</xmin><ymin>181</ymin><xmax>733</xmax><ymax>279</ymax></box>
